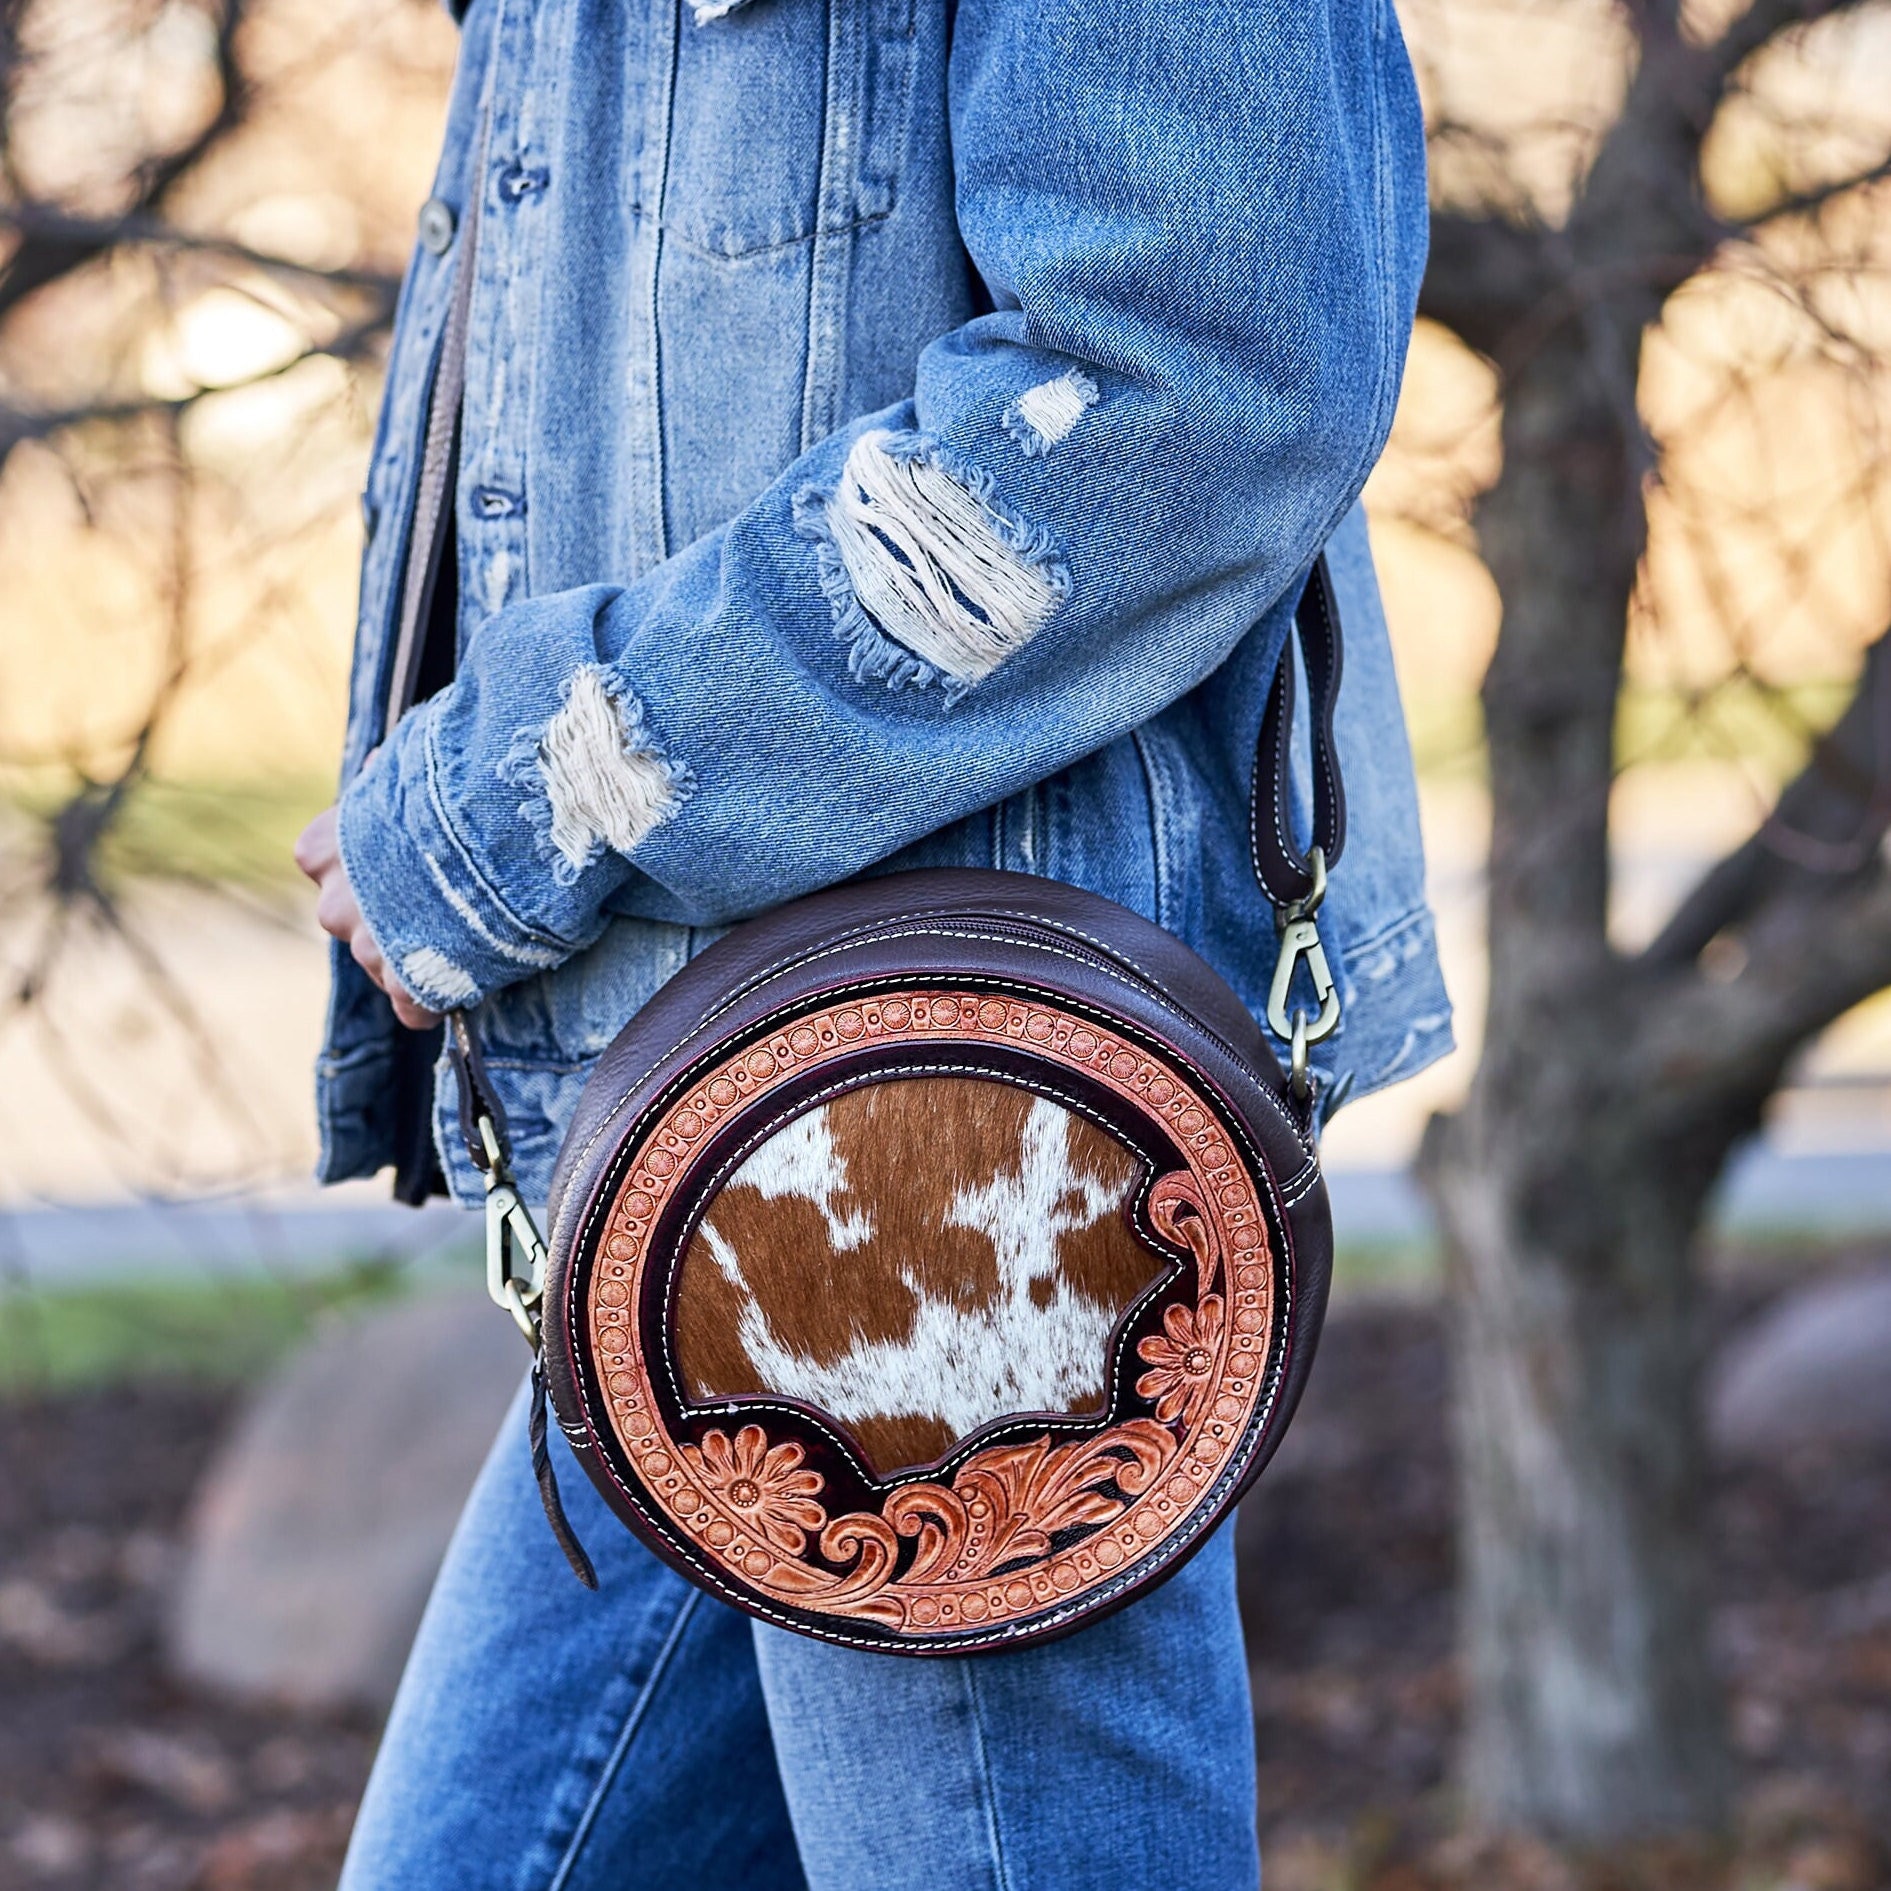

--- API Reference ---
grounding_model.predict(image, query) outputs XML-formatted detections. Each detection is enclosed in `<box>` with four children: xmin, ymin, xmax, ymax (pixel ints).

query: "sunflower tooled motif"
<box><xmin>683</xmin><ymin>1424</ymin><xmax>827</xmax><ymax>1554</ymax></box>
<box><xmin>1135</xmin><ymin>1295</ymin><xmax>1225</xmax><ymax>1426</ymax></box>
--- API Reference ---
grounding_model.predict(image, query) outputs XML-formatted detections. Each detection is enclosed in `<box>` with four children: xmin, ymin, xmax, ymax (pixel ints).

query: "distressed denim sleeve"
<box><xmin>338</xmin><ymin>0</ymin><xmax>1428</xmax><ymax>1013</ymax></box>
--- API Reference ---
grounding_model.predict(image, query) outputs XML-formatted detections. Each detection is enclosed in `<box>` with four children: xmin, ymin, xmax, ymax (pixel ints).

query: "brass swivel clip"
<box><xmin>1265</xmin><ymin>846</ymin><xmax>1341</xmax><ymax>1102</ymax></box>
<box><xmin>478</xmin><ymin>1113</ymin><xmax>549</xmax><ymax>1349</ymax></box>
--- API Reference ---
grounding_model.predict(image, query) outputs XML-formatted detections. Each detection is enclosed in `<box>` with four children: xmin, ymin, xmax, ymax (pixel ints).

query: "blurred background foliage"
<box><xmin>0</xmin><ymin>0</ymin><xmax>455</xmax><ymax>1203</ymax></box>
<box><xmin>0</xmin><ymin>0</ymin><xmax>1886</xmax><ymax>1202</ymax></box>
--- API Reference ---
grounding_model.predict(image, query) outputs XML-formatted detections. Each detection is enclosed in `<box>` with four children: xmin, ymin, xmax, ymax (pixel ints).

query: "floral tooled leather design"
<box><xmin>1135</xmin><ymin>1298</ymin><xmax>1225</xmax><ymax>1428</ymax></box>
<box><xmin>580</xmin><ymin>988</ymin><xmax>1280</xmax><ymax>1645</ymax></box>
<box><xmin>681</xmin><ymin>1425</ymin><xmax>827</xmax><ymax>1556</ymax></box>
<box><xmin>682</xmin><ymin>1416</ymin><xmax>1181</xmax><ymax>1631</ymax></box>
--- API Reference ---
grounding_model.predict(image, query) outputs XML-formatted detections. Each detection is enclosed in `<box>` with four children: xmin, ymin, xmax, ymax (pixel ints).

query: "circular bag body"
<box><xmin>541</xmin><ymin>871</ymin><xmax>1332</xmax><ymax>1654</ymax></box>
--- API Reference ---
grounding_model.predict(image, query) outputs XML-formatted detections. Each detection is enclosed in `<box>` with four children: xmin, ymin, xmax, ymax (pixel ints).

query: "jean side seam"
<box><xmin>1130</xmin><ymin>724</ymin><xmax>1181</xmax><ymax>937</ymax></box>
<box><xmin>540</xmin><ymin>1587</ymin><xmax>706</xmax><ymax>1891</ymax></box>
<box><xmin>960</xmin><ymin>1662</ymin><xmax>1013</xmax><ymax>1891</ymax></box>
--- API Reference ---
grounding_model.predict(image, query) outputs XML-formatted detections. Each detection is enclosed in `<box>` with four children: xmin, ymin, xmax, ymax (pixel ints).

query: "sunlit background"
<box><xmin>4</xmin><ymin>0</ymin><xmax>1889</xmax><ymax>1212</ymax></box>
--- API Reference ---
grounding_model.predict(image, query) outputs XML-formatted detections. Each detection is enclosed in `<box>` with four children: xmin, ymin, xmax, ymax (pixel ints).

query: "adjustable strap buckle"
<box><xmin>1265</xmin><ymin>847</ymin><xmax>1341</xmax><ymax>1101</ymax></box>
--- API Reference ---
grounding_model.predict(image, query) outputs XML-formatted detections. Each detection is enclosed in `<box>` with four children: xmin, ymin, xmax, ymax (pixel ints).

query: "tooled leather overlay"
<box><xmin>583</xmin><ymin>989</ymin><xmax>1277</xmax><ymax>1642</ymax></box>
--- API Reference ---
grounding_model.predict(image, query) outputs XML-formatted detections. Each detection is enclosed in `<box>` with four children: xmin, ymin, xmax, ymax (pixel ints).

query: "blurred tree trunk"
<box><xmin>1413</xmin><ymin>0</ymin><xmax>1891</xmax><ymax>1842</ymax></box>
<box><xmin>1420</xmin><ymin>316</ymin><xmax>1731</xmax><ymax>1833</ymax></box>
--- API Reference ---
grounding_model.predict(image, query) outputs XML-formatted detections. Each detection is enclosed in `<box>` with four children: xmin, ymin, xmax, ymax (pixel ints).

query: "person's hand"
<box><xmin>295</xmin><ymin>806</ymin><xmax>442</xmax><ymax>1030</ymax></box>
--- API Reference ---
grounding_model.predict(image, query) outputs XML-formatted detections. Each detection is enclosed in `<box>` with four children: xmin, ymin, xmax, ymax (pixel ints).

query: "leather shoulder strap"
<box><xmin>1249</xmin><ymin>554</ymin><xmax>1347</xmax><ymax>913</ymax></box>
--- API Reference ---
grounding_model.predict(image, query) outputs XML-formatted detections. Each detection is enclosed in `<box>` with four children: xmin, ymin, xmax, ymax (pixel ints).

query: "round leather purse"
<box><xmin>450</xmin><ymin>557</ymin><xmax>1347</xmax><ymax>1655</ymax></box>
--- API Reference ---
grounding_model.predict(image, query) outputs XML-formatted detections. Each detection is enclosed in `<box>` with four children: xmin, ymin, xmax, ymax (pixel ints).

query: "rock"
<box><xmin>167</xmin><ymin>1289</ymin><xmax>525</xmax><ymax>1714</ymax></box>
<box><xmin>1710</xmin><ymin>1268</ymin><xmax>1891</xmax><ymax>1459</ymax></box>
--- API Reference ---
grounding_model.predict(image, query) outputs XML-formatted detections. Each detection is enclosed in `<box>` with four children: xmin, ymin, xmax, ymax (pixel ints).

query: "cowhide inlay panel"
<box><xmin>672</xmin><ymin>1078</ymin><xmax>1163</xmax><ymax>1472</ymax></box>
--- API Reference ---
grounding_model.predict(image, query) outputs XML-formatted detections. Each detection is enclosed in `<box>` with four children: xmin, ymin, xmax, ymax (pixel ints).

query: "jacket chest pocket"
<box><xmin>661</xmin><ymin>0</ymin><xmax>916</xmax><ymax>261</ymax></box>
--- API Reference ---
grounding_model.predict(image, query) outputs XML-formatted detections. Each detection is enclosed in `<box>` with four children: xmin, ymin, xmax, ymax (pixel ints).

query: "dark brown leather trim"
<box><xmin>1250</xmin><ymin>556</ymin><xmax>1347</xmax><ymax>909</ymax></box>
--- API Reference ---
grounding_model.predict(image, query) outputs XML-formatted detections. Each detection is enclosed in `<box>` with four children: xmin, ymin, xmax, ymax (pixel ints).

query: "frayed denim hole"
<box><xmin>796</xmin><ymin>431</ymin><xmax>1068</xmax><ymax>701</ymax></box>
<box><xmin>1002</xmin><ymin>370</ymin><xmax>1099</xmax><ymax>458</ymax></box>
<box><xmin>794</xmin><ymin>480</ymin><xmax>943</xmax><ymax>696</ymax></box>
<box><xmin>399</xmin><ymin>945</ymin><xmax>480</xmax><ymax>1009</ymax></box>
<box><xmin>500</xmin><ymin>669</ymin><xmax>692</xmax><ymax>886</ymax></box>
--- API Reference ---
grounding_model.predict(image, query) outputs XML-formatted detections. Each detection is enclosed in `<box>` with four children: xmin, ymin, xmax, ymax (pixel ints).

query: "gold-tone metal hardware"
<box><xmin>1288</xmin><ymin>1010</ymin><xmax>1311</xmax><ymax>1100</ymax></box>
<box><xmin>477</xmin><ymin>1115</ymin><xmax>505</xmax><ymax>1170</ymax></box>
<box><xmin>1293</xmin><ymin>844</ymin><xmax>1328</xmax><ymax>918</ymax></box>
<box><xmin>1267</xmin><ymin>915</ymin><xmax>1339</xmax><ymax>1045</ymax></box>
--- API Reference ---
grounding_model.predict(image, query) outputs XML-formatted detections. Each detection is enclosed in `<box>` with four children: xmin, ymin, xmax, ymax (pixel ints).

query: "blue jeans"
<box><xmin>339</xmin><ymin>1375</ymin><xmax>1261</xmax><ymax>1890</ymax></box>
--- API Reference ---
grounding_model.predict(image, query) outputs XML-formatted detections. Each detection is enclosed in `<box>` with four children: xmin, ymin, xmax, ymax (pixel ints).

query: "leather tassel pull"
<box><xmin>531</xmin><ymin>1355</ymin><xmax>599</xmax><ymax>1591</ymax></box>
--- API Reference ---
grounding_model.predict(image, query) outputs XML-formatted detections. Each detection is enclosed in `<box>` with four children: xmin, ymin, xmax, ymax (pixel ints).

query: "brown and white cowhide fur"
<box><xmin>672</xmin><ymin>1077</ymin><xmax>1164</xmax><ymax>1474</ymax></box>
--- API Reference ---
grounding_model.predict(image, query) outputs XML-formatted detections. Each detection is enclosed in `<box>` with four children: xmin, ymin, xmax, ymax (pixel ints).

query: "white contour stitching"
<box><xmin>560</xmin><ymin>923</ymin><xmax>1313</xmax><ymax>1193</ymax></box>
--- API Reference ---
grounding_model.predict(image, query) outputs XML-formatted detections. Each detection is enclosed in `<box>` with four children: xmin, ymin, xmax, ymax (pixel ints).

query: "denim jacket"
<box><xmin>320</xmin><ymin>0</ymin><xmax>1453</xmax><ymax>1206</ymax></box>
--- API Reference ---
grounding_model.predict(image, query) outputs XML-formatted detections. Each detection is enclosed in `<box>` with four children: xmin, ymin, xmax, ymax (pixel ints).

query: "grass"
<box><xmin>8</xmin><ymin>1234</ymin><xmax>1853</xmax><ymax>1396</ymax></box>
<box><xmin>1</xmin><ymin>771</ymin><xmax>332</xmax><ymax>892</ymax></box>
<box><xmin>0</xmin><ymin>1260</ymin><xmax>425</xmax><ymax>1395</ymax></box>
<box><xmin>0</xmin><ymin>1240</ymin><xmax>1437</xmax><ymax>1400</ymax></box>
<box><xmin>0</xmin><ymin>671</ymin><xmax>1863</xmax><ymax>898</ymax></box>
<box><xmin>1332</xmin><ymin>1238</ymin><xmax>1442</xmax><ymax>1297</ymax></box>
<box><xmin>1402</xmin><ymin>675</ymin><xmax>1857</xmax><ymax>785</ymax></box>
<box><xmin>100</xmin><ymin>776</ymin><xmax>332</xmax><ymax>888</ymax></box>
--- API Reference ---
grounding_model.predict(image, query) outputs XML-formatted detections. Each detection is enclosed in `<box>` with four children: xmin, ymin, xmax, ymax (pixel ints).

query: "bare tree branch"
<box><xmin>0</xmin><ymin>203</ymin><xmax>402</xmax><ymax>298</ymax></box>
<box><xmin>1635</xmin><ymin>860</ymin><xmax>1891</xmax><ymax>1137</ymax></box>
<box><xmin>1731</xmin><ymin>150</ymin><xmax>1891</xmax><ymax>232</ymax></box>
<box><xmin>1704</xmin><ymin>0</ymin><xmax>1884</xmax><ymax>88</ymax></box>
<box><xmin>0</xmin><ymin>0</ymin><xmax>251</xmax><ymax>318</ymax></box>
<box><xmin>0</xmin><ymin>312</ymin><xmax>391</xmax><ymax>471</ymax></box>
<box><xmin>1642</xmin><ymin>631</ymin><xmax>1891</xmax><ymax>970</ymax></box>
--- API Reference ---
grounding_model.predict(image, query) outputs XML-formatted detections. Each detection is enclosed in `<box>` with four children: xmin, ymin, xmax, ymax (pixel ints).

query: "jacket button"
<box><xmin>417</xmin><ymin>197</ymin><xmax>456</xmax><ymax>256</ymax></box>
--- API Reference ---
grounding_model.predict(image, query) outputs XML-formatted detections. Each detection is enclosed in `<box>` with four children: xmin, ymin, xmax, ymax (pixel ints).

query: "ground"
<box><xmin>1238</xmin><ymin>1287</ymin><xmax>1891</xmax><ymax>1890</ymax></box>
<box><xmin>0</xmin><ymin>1282</ymin><xmax>1886</xmax><ymax>1891</ymax></box>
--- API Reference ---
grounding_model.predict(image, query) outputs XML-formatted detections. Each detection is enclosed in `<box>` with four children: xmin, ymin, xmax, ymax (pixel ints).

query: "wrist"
<box><xmin>337</xmin><ymin>703</ymin><xmax>573</xmax><ymax>1010</ymax></box>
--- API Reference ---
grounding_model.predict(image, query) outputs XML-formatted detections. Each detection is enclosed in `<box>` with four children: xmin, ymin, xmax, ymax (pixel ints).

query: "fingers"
<box><xmin>348</xmin><ymin>924</ymin><xmax>386</xmax><ymax>982</ymax></box>
<box><xmin>302</xmin><ymin>803</ymin><xmax>444</xmax><ymax>1030</ymax></box>
<box><xmin>293</xmin><ymin>806</ymin><xmax>340</xmax><ymax>882</ymax></box>
<box><xmin>315</xmin><ymin>869</ymin><xmax>363</xmax><ymax>944</ymax></box>
<box><xmin>348</xmin><ymin>915</ymin><xmax>443</xmax><ymax>1029</ymax></box>
<box><xmin>388</xmin><ymin>984</ymin><xmax>444</xmax><ymax>1031</ymax></box>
